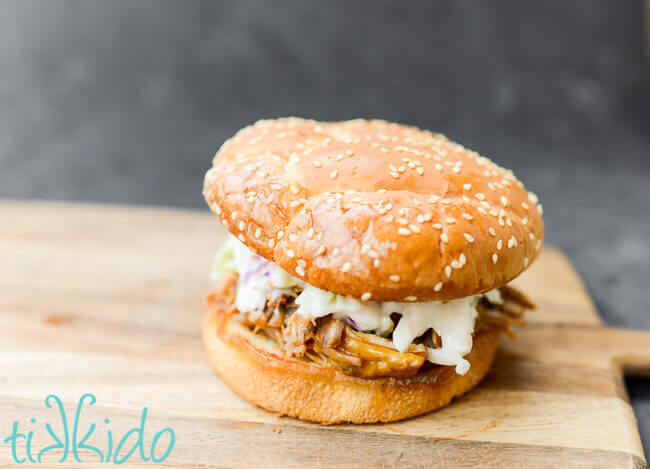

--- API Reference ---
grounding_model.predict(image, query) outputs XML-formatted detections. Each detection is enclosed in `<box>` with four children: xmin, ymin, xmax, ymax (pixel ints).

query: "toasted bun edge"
<box><xmin>202</xmin><ymin>303</ymin><xmax>499</xmax><ymax>424</ymax></box>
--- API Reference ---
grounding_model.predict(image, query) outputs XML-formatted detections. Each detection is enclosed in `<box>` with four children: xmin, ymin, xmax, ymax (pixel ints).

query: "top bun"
<box><xmin>203</xmin><ymin>118</ymin><xmax>544</xmax><ymax>302</ymax></box>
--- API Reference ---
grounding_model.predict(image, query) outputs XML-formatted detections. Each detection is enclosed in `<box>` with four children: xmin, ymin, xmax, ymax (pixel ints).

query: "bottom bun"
<box><xmin>203</xmin><ymin>303</ymin><xmax>499</xmax><ymax>424</ymax></box>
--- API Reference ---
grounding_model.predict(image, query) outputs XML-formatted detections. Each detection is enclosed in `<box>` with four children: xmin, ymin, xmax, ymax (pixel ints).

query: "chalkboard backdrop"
<box><xmin>1</xmin><ymin>0</ymin><xmax>649</xmax><ymax>452</ymax></box>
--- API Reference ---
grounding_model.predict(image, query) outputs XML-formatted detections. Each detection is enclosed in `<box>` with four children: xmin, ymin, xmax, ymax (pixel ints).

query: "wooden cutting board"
<box><xmin>1</xmin><ymin>201</ymin><xmax>650</xmax><ymax>468</ymax></box>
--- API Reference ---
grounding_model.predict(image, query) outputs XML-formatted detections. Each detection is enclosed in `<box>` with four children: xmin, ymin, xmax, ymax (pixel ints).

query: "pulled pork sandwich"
<box><xmin>202</xmin><ymin>118</ymin><xmax>543</xmax><ymax>424</ymax></box>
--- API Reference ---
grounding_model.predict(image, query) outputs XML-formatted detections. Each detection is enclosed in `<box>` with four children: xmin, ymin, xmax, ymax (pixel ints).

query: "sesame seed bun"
<box><xmin>203</xmin><ymin>117</ymin><xmax>544</xmax><ymax>301</ymax></box>
<box><xmin>203</xmin><ymin>301</ymin><xmax>500</xmax><ymax>424</ymax></box>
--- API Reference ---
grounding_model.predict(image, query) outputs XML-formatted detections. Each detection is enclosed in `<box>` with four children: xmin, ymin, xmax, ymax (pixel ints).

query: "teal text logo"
<box><xmin>3</xmin><ymin>394</ymin><xmax>175</xmax><ymax>464</ymax></box>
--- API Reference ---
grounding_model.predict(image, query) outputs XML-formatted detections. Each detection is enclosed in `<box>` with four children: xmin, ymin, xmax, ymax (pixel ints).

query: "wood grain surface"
<box><xmin>1</xmin><ymin>201</ymin><xmax>649</xmax><ymax>468</ymax></box>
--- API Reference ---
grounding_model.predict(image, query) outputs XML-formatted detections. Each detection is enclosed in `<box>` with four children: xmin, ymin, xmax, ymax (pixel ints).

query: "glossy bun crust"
<box><xmin>203</xmin><ymin>302</ymin><xmax>499</xmax><ymax>424</ymax></box>
<box><xmin>204</xmin><ymin>118</ymin><xmax>544</xmax><ymax>301</ymax></box>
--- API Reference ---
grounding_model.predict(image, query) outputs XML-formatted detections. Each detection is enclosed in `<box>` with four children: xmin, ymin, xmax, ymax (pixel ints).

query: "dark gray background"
<box><xmin>2</xmin><ymin>0</ymin><xmax>649</xmax><ymax>453</ymax></box>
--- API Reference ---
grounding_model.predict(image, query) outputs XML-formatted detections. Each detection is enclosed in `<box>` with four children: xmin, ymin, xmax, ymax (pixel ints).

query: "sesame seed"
<box><xmin>497</xmin><ymin>240</ymin><xmax>503</xmax><ymax>250</ymax></box>
<box><xmin>488</xmin><ymin>227</ymin><xmax>496</xmax><ymax>236</ymax></box>
<box><xmin>521</xmin><ymin>202</ymin><xmax>529</xmax><ymax>209</ymax></box>
<box><xmin>330</xmin><ymin>170</ymin><xmax>338</xmax><ymax>179</ymax></box>
<box><xmin>464</xmin><ymin>233</ymin><xmax>475</xmax><ymax>243</ymax></box>
<box><xmin>451</xmin><ymin>260</ymin><xmax>462</xmax><ymax>269</ymax></box>
<box><xmin>524</xmin><ymin>257</ymin><xmax>529</xmax><ymax>267</ymax></box>
<box><xmin>434</xmin><ymin>282</ymin><xmax>443</xmax><ymax>292</ymax></box>
<box><xmin>316</xmin><ymin>245</ymin><xmax>326</xmax><ymax>255</ymax></box>
<box><xmin>492</xmin><ymin>254</ymin><xmax>498</xmax><ymax>264</ymax></box>
<box><xmin>238</xmin><ymin>221</ymin><xmax>246</xmax><ymax>231</ymax></box>
<box><xmin>416</xmin><ymin>167</ymin><xmax>424</xmax><ymax>175</ymax></box>
<box><xmin>335</xmin><ymin>154</ymin><xmax>344</xmax><ymax>161</ymax></box>
<box><xmin>289</xmin><ymin>200</ymin><xmax>301</xmax><ymax>208</ymax></box>
<box><xmin>507</xmin><ymin>237</ymin><xmax>515</xmax><ymax>248</ymax></box>
<box><xmin>409</xmin><ymin>224</ymin><xmax>421</xmax><ymax>233</ymax></box>
<box><xmin>433</xmin><ymin>223</ymin><xmax>443</xmax><ymax>229</ymax></box>
<box><xmin>435</xmin><ymin>163</ymin><xmax>442</xmax><ymax>171</ymax></box>
<box><xmin>416</xmin><ymin>215</ymin><xmax>424</xmax><ymax>223</ymax></box>
<box><xmin>405</xmin><ymin>295</ymin><xmax>417</xmax><ymax>302</ymax></box>
<box><xmin>268</xmin><ymin>239</ymin><xmax>275</xmax><ymax>248</ymax></box>
<box><xmin>289</xmin><ymin>234</ymin><xmax>297</xmax><ymax>242</ymax></box>
<box><xmin>441</xmin><ymin>233</ymin><xmax>449</xmax><ymax>243</ymax></box>
<box><xmin>522</xmin><ymin>217</ymin><xmax>528</xmax><ymax>225</ymax></box>
<box><xmin>446</xmin><ymin>217</ymin><xmax>456</xmax><ymax>224</ymax></box>
<box><xmin>254</xmin><ymin>228</ymin><xmax>262</xmax><ymax>239</ymax></box>
<box><xmin>536</xmin><ymin>239</ymin><xmax>542</xmax><ymax>250</ymax></box>
<box><xmin>307</xmin><ymin>228</ymin><xmax>315</xmax><ymax>238</ymax></box>
<box><xmin>342</xmin><ymin>262</ymin><xmax>352</xmax><ymax>272</ymax></box>
<box><xmin>295</xmin><ymin>266</ymin><xmax>305</xmax><ymax>276</ymax></box>
<box><xmin>463</xmin><ymin>183</ymin><xmax>472</xmax><ymax>190</ymax></box>
<box><xmin>373</xmin><ymin>259</ymin><xmax>381</xmax><ymax>267</ymax></box>
<box><xmin>286</xmin><ymin>249</ymin><xmax>295</xmax><ymax>258</ymax></box>
<box><xmin>277</xmin><ymin>230</ymin><xmax>284</xmax><ymax>239</ymax></box>
<box><xmin>297</xmin><ymin>259</ymin><xmax>307</xmax><ymax>268</ymax></box>
<box><xmin>290</xmin><ymin>185</ymin><xmax>299</xmax><ymax>195</ymax></box>
<box><xmin>313</xmin><ymin>161</ymin><xmax>322</xmax><ymax>168</ymax></box>
<box><xmin>238</xmin><ymin>234</ymin><xmax>245</xmax><ymax>242</ymax></box>
<box><xmin>396</xmin><ymin>218</ymin><xmax>408</xmax><ymax>225</ymax></box>
<box><xmin>501</xmin><ymin>196</ymin><xmax>509</xmax><ymax>206</ymax></box>
<box><xmin>332</xmin><ymin>248</ymin><xmax>340</xmax><ymax>256</ymax></box>
<box><xmin>475</xmin><ymin>193</ymin><xmax>486</xmax><ymax>201</ymax></box>
<box><xmin>459</xmin><ymin>254</ymin><xmax>466</xmax><ymax>264</ymax></box>
<box><xmin>445</xmin><ymin>266</ymin><xmax>452</xmax><ymax>278</ymax></box>
<box><xmin>361</xmin><ymin>292</ymin><xmax>372</xmax><ymax>301</ymax></box>
<box><xmin>398</xmin><ymin>228</ymin><xmax>411</xmax><ymax>236</ymax></box>
<box><xmin>232</xmin><ymin>211</ymin><xmax>238</xmax><ymax>220</ymax></box>
<box><xmin>423</xmin><ymin>213</ymin><xmax>433</xmax><ymax>222</ymax></box>
<box><xmin>390</xmin><ymin>275</ymin><xmax>400</xmax><ymax>282</ymax></box>
<box><xmin>462</xmin><ymin>213</ymin><xmax>473</xmax><ymax>220</ymax></box>
<box><xmin>529</xmin><ymin>233</ymin><xmax>535</xmax><ymax>240</ymax></box>
<box><xmin>390</xmin><ymin>172</ymin><xmax>400</xmax><ymax>179</ymax></box>
<box><xmin>368</xmin><ymin>250</ymin><xmax>379</xmax><ymax>258</ymax></box>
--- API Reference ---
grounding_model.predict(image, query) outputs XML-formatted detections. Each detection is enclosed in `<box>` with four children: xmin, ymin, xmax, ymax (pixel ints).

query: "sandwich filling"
<box><xmin>209</xmin><ymin>236</ymin><xmax>532</xmax><ymax>378</ymax></box>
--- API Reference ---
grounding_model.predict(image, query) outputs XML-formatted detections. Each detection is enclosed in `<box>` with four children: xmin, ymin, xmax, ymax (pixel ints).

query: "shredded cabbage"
<box><xmin>295</xmin><ymin>286</ymin><xmax>394</xmax><ymax>336</ymax></box>
<box><xmin>211</xmin><ymin>236</ymin><xmax>304</xmax><ymax>312</ymax></box>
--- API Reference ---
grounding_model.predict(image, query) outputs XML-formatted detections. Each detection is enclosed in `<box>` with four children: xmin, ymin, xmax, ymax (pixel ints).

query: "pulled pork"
<box><xmin>210</xmin><ymin>273</ymin><xmax>533</xmax><ymax>378</ymax></box>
